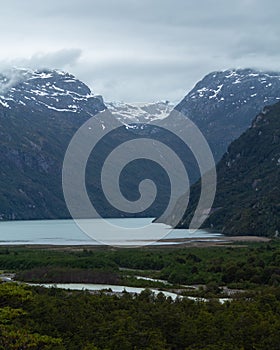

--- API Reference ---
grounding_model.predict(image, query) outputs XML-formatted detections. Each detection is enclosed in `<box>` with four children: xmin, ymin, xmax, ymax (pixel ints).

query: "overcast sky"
<box><xmin>0</xmin><ymin>0</ymin><xmax>279</xmax><ymax>102</ymax></box>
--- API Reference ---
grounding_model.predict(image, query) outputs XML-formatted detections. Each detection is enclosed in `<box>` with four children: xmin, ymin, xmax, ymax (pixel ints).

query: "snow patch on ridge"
<box><xmin>106</xmin><ymin>100</ymin><xmax>174</xmax><ymax>125</ymax></box>
<box><xmin>0</xmin><ymin>67</ymin><xmax>104</xmax><ymax>115</ymax></box>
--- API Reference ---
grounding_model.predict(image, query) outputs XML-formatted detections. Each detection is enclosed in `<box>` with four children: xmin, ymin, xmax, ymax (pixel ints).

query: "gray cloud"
<box><xmin>0</xmin><ymin>49</ymin><xmax>82</xmax><ymax>94</ymax></box>
<box><xmin>0</xmin><ymin>49</ymin><xmax>82</xmax><ymax>71</ymax></box>
<box><xmin>0</xmin><ymin>0</ymin><xmax>279</xmax><ymax>101</ymax></box>
<box><xmin>0</xmin><ymin>69</ymin><xmax>31</xmax><ymax>94</ymax></box>
<box><xmin>25</xmin><ymin>49</ymin><xmax>82</xmax><ymax>69</ymax></box>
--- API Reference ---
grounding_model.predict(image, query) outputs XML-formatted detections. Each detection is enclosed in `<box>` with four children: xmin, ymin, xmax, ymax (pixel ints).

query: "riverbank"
<box><xmin>0</xmin><ymin>240</ymin><xmax>278</xmax><ymax>298</ymax></box>
<box><xmin>0</xmin><ymin>273</ymin><xmax>234</xmax><ymax>303</ymax></box>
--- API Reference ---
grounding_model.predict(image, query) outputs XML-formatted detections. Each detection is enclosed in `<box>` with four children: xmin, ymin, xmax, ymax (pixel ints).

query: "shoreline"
<box><xmin>0</xmin><ymin>235</ymin><xmax>271</xmax><ymax>250</ymax></box>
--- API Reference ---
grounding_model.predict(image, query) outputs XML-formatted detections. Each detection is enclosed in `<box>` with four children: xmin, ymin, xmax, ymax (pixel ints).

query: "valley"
<box><xmin>0</xmin><ymin>67</ymin><xmax>280</xmax><ymax>236</ymax></box>
<box><xmin>1</xmin><ymin>1</ymin><xmax>280</xmax><ymax>349</ymax></box>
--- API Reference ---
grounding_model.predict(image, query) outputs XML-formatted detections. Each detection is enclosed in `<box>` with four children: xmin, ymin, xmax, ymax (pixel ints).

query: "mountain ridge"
<box><xmin>0</xmin><ymin>68</ymin><xmax>176</xmax><ymax>220</ymax></box>
<box><xmin>174</xmin><ymin>68</ymin><xmax>280</xmax><ymax>161</ymax></box>
<box><xmin>0</xmin><ymin>66</ymin><xmax>280</xmax><ymax>224</ymax></box>
<box><xmin>0</xmin><ymin>68</ymin><xmax>105</xmax><ymax>115</ymax></box>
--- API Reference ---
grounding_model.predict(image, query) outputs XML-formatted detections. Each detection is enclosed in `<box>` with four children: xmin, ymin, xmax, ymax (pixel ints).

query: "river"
<box><xmin>28</xmin><ymin>282</ymin><xmax>231</xmax><ymax>304</ymax></box>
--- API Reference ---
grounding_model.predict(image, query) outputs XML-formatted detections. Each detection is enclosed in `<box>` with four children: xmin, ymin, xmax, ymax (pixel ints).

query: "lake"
<box><xmin>0</xmin><ymin>218</ymin><xmax>223</xmax><ymax>246</ymax></box>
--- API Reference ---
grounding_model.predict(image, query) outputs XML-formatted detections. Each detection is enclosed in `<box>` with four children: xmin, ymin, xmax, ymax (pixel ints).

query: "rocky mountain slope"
<box><xmin>0</xmin><ymin>68</ymin><xmax>106</xmax><ymax>220</ymax></box>
<box><xmin>173</xmin><ymin>101</ymin><xmax>280</xmax><ymax>236</ymax></box>
<box><xmin>0</xmin><ymin>69</ymin><xmax>175</xmax><ymax>220</ymax></box>
<box><xmin>174</xmin><ymin>68</ymin><xmax>280</xmax><ymax>161</ymax></box>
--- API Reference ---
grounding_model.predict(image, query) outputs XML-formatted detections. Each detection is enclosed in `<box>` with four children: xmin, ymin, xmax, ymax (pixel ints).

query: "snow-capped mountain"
<box><xmin>174</xmin><ymin>68</ymin><xmax>280</xmax><ymax>161</ymax></box>
<box><xmin>0</xmin><ymin>68</ymin><xmax>105</xmax><ymax>115</ymax></box>
<box><xmin>0</xmin><ymin>68</ymin><xmax>107</xmax><ymax>220</ymax></box>
<box><xmin>0</xmin><ymin>68</ymin><xmax>173</xmax><ymax>125</ymax></box>
<box><xmin>1</xmin><ymin>66</ymin><xmax>280</xmax><ymax>222</ymax></box>
<box><xmin>184</xmin><ymin>68</ymin><xmax>280</xmax><ymax>104</ymax></box>
<box><xmin>106</xmin><ymin>100</ymin><xmax>174</xmax><ymax>124</ymax></box>
<box><xmin>0</xmin><ymin>67</ymin><xmax>176</xmax><ymax>220</ymax></box>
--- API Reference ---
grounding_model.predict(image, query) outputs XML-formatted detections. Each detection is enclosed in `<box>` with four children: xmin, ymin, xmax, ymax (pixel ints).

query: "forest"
<box><xmin>0</xmin><ymin>242</ymin><xmax>279</xmax><ymax>288</ymax></box>
<box><xmin>0</xmin><ymin>242</ymin><xmax>280</xmax><ymax>349</ymax></box>
<box><xmin>1</xmin><ymin>281</ymin><xmax>280</xmax><ymax>349</ymax></box>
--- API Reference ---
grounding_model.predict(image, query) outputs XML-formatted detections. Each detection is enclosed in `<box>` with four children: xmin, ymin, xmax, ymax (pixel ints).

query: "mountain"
<box><xmin>0</xmin><ymin>68</ymin><xmax>105</xmax><ymax>114</ymax></box>
<box><xmin>0</xmin><ymin>68</ymin><xmax>106</xmax><ymax>220</ymax></box>
<box><xmin>1</xmin><ymin>67</ymin><xmax>280</xmax><ymax>223</ymax></box>
<box><xmin>173</xmin><ymin>101</ymin><xmax>280</xmax><ymax>237</ymax></box>
<box><xmin>0</xmin><ymin>68</ymin><xmax>176</xmax><ymax>220</ymax></box>
<box><xmin>174</xmin><ymin>68</ymin><xmax>280</xmax><ymax>161</ymax></box>
<box><xmin>106</xmin><ymin>100</ymin><xmax>174</xmax><ymax>124</ymax></box>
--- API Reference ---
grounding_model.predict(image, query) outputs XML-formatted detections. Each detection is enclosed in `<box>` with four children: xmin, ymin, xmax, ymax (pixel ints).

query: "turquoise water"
<box><xmin>0</xmin><ymin>218</ymin><xmax>222</xmax><ymax>245</ymax></box>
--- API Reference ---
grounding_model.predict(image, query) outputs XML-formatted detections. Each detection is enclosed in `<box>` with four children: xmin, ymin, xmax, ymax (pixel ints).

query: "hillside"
<box><xmin>173</xmin><ymin>101</ymin><xmax>280</xmax><ymax>236</ymax></box>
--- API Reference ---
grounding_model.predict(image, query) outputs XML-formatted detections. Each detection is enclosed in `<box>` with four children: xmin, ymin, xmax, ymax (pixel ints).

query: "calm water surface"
<box><xmin>0</xmin><ymin>218</ymin><xmax>223</xmax><ymax>245</ymax></box>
